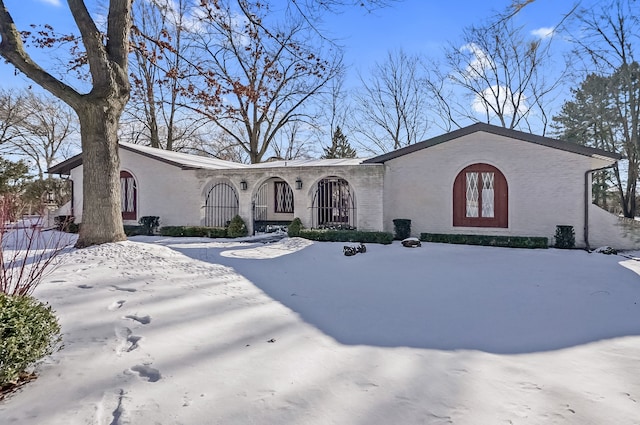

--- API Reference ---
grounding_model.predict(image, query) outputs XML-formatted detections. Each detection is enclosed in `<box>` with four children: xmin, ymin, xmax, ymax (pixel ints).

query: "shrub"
<box><xmin>66</xmin><ymin>223</ymin><xmax>80</xmax><ymax>234</ymax></box>
<box><xmin>298</xmin><ymin>229</ymin><xmax>393</xmax><ymax>244</ymax></box>
<box><xmin>288</xmin><ymin>218</ymin><xmax>303</xmax><ymax>237</ymax></box>
<box><xmin>159</xmin><ymin>226</ymin><xmax>227</xmax><ymax>238</ymax></box>
<box><xmin>226</xmin><ymin>215</ymin><xmax>248</xmax><ymax>238</ymax></box>
<box><xmin>554</xmin><ymin>225</ymin><xmax>575</xmax><ymax>249</ymax></box>
<box><xmin>420</xmin><ymin>233</ymin><xmax>548</xmax><ymax>249</ymax></box>
<box><xmin>138</xmin><ymin>216</ymin><xmax>160</xmax><ymax>236</ymax></box>
<box><xmin>1</xmin><ymin>198</ymin><xmax>71</xmax><ymax>296</ymax></box>
<box><xmin>0</xmin><ymin>294</ymin><xmax>62</xmax><ymax>386</ymax></box>
<box><xmin>54</xmin><ymin>216</ymin><xmax>75</xmax><ymax>232</ymax></box>
<box><xmin>392</xmin><ymin>219</ymin><xmax>412</xmax><ymax>240</ymax></box>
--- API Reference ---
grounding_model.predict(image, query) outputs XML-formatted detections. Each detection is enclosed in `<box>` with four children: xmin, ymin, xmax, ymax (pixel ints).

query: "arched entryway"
<box><xmin>252</xmin><ymin>178</ymin><xmax>294</xmax><ymax>233</ymax></box>
<box><xmin>204</xmin><ymin>182</ymin><xmax>239</xmax><ymax>227</ymax></box>
<box><xmin>311</xmin><ymin>177</ymin><xmax>356</xmax><ymax>229</ymax></box>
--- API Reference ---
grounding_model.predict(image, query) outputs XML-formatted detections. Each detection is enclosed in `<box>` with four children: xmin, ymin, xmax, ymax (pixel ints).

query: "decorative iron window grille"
<box><xmin>274</xmin><ymin>181</ymin><xmax>294</xmax><ymax>213</ymax></box>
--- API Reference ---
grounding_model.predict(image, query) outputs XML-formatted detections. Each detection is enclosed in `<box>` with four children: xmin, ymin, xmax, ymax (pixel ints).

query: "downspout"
<box><xmin>584</xmin><ymin>164</ymin><xmax>616</xmax><ymax>251</ymax></box>
<box><xmin>58</xmin><ymin>173</ymin><xmax>73</xmax><ymax>217</ymax></box>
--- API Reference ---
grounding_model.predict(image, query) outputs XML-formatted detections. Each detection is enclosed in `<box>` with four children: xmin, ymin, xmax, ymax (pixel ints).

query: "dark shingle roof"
<box><xmin>362</xmin><ymin>123</ymin><xmax>622</xmax><ymax>164</ymax></box>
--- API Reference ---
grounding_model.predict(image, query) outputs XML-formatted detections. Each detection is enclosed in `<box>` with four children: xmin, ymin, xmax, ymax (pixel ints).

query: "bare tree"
<box><xmin>125</xmin><ymin>0</ymin><xmax>210</xmax><ymax>151</ymax></box>
<box><xmin>0</xmin><ymin>88</ymin><xmax>26</xmax><ymax>150</ymax></box>
<box><xmin>7</xmin><ymin>91</ymin><xmax>78</xmax><ymax>179</ymax></box>
<box><xmin>429</xmin><ymin>15</ymin><xmax>564</xmax><ymax>135</ymax></box>
<box><xmin>353</xmin><ymin>49</ymin><xmax>430</xmax><ymax>154</ymax></box>
<box><xmin>185</xmin><ymin>0</ymin><xmax>343</xmax><ymax>163</ymax></box>
<box><xmin>270</xmin><ymin>121</ymin><xmax>314</xmax><ymax>160</ymax></box>
<box><xmin>0</xmin><ymin>0</ymin><xmax>132</xmax><ymax>247</ymax></box>
<box><xmin>314</xmin><ymin>71</ymin><xmax>351</xmax><ymax>149</ymax></box>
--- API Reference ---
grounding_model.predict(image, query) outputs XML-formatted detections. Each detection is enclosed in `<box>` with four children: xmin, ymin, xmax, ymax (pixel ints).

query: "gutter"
<box><xmin>584</xmin><ymin>164</ymin><xmax>616</xmax><ymax>251</ymax></box>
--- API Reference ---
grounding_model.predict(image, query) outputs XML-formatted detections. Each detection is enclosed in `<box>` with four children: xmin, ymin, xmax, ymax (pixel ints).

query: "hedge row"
<box><xmin>298</xmin><ymin>229</ymin><xmax>393</xmax><ymax>244</ymax></box>
<box><xmin>124</xmin><ymin>225</ymin><xmax>147</xmax><ymax>236</ymax></box>
<box><xmin>159</xmin><ymin>226</ymin><xmax>228</xmax><ymax>238</ymax></box>
<box><xmin>420</xmin><ymin>233</ymin><xmax>548</xmax><ymax>249</ymax></box>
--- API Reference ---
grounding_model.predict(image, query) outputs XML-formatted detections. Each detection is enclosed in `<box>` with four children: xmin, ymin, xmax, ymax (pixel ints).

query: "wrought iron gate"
<box><xmin>253</xmin><ymin>182</ymin><xmax>268</xmax><ymax>221</ymax></box>
<box><xmin>311</xmin><ymin>178</ymin><xmax>356</xmax><ymax>229</ymax></box>
<box><xmin>204</xmin><ymin>182</ymin><xmax>239</xmax><ymax>227</ymax></box>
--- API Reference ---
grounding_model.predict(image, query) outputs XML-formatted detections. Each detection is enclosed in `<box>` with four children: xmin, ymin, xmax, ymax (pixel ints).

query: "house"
<box><xmin>48</xmin><ymin>123</ymin><xmax>640</xmax><ymax>249</ymax></box>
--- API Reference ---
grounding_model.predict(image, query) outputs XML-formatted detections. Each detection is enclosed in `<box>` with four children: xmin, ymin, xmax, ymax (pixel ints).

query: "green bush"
<box><xmin>54</xmin><ymin>215</ymin><xmax>75</xmax><ymax>232</ymax></box>
<box><xmin>287</xmin><ymin>218</ymin><xmax>303</xmax><ymax>237</ymax></box>
<box><xmin>226</xmin><ymin>215</ymin><xmax>248</xmax><ymax>238</ymax></box>
<box><xmin>0</xmin><ymin>294</ymin><xmax>62</xmax><ymax>386</ymax></box>
<box><xmin>123</xmin><ymin>225</ymin><xmax>146</xmax><ymax>236</ymax></box>
<box><xmin>298</xmin><ymin>229</ymin><xmax>393</xmax><ymax>244</ymax></box>
<box><xmin>159</xmin><ymin>226</ymin><xmax>227</xmax><ymax>238</ymax></box>
<box><xmin>420</xmin><ymin>233</ymin><xmax>548</xmax><ymax>249</ymax></box>
<box><xmin>554</xmin><ymin>225</ymin><xmax>575</xmax><ymax>249</ymax></box>
<box><xmin>392</xmin><ymin>219</ymin><xmax>412</xmax><ymax>240</ymax></box>
<box><xmin>138</xmin><ymin>216</ymin><xmax>160</xmax><ymax>236</ymax></box>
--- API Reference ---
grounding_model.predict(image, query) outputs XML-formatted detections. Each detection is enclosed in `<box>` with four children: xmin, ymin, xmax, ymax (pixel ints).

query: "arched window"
<box><xmin>120</xmin><ymin>171</ymin><xmax>137</xmax><ymax>220</ymax></box>
<box><xmin>453</xmin><ymin>163</ymin><xmax>508</xmax><ymax>228</ymax></box>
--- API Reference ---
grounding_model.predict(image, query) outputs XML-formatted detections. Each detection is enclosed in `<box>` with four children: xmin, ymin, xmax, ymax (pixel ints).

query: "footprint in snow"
<box><xmin>111</xmin><ymin>285</ymin><xmax>137</xmax><ymax>293</ymax></box>
<box><xmin>130</xmin><ymin>364</ymin><xmax>161</xmax><ymax>382</ymax></box>
<box><xmin>115</xmin><ymin>327</ymin><xmax>142</xmax><ymax>353</ymax></box>
<box><xmin>108</xmin><ymin>300</ymin><xmax>126</xmax><ymax>311</ymax></box>
<box><xmin>125</xmin><ymin>314</ymin><xmax>151</xmax><ymax>325</ymax></box>
<box><xmin>126</xmin><ymin>335</ymin><xmax>142</xmax><ymax>352</ymax></box>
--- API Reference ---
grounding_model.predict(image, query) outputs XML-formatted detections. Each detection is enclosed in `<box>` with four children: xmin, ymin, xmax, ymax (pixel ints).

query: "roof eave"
<box><xmin>362</xmin><ymin>123</ymin><xmax>621</xmax><ymax>163</ymax></box>
<box><xmin>47</xmin><ymin>153</ymin><xmax>83</xmax><ymax>175</ymax></box>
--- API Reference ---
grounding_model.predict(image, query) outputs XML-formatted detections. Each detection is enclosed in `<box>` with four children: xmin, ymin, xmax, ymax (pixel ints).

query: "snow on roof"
<box><xmin>122</xmin><ymin>143</ymin><xmax>370</xmax><ymax>170</ymax></box>
<box><xmin>246</xmin><ymin>157</ymin><xmax>369</xmax><ymax>168</ymax></box>
<box><xmin>49</xmin><ymin>143</ymin><xmax>371</xmax><ymax>175</ymax></box>
<box><xmin>119</xmin><ymin>142</ymin><xmax>248</xmax><ymax>170</ymax></box>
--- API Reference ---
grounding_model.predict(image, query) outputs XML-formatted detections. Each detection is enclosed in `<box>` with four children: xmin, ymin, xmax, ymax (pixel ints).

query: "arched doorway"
<box><xmin>311</xmin><ymin>177</ymin><xmax>356</xmax><ymax>229</ymax></box>
<box><xmin>252</xmin><ymin>178</ymin><xmax>294</xmax><ymax>233</ymax></box>
<box><xmin>204</xmin><ymin>182</ymin><xmax>239</xmax><ymax>227</ymax></box>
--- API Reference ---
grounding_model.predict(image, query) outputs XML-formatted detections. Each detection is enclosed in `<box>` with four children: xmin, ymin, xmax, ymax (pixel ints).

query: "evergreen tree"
<box><xmin>322</xmin><ymin>126</ymin><xmax>357</xmax><ymax>159</ymax></box>
<box><xmin>0</xmin><ymin>158</ymin><xmax>30</xmax><ymax>195</ymax></box>
<box><xmin>553</xmin><ymin>64</ymin><xmax>640</xmax><ymax>217</ymax></box>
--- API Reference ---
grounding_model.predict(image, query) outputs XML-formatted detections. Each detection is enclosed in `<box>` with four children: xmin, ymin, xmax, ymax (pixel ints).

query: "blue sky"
<box><xmin>1</xmin><ymin>0</ymin><xmax>576</xmax><ymax>90</ymax></box>
<box><xmin>325</xmin><ymin>0</ymin><xmax>571</xmax><ymax>80</ymax></box>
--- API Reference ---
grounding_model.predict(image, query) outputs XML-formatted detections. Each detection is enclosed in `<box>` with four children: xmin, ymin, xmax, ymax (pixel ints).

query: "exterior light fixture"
<box><xmin>295</xmin><ymin>177</ymin><xmax>302</xmax><ymax>190</ymax></box>
<box><xmin>240</xmin><ymin>180</ymin><xmax>248</xmax><ymax>191</ymax></box>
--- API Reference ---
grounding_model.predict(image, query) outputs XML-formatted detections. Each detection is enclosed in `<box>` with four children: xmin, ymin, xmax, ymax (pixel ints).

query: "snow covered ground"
<box><xmin>1</xmin><ymin>234</ymin><xmax>639</xmax><ymax>424</ymax></box>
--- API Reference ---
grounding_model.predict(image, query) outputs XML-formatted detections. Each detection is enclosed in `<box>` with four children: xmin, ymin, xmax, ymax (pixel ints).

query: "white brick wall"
<box><xmin>120</xmin><ymin>152</ymin><xmax>202</xmax><ymax>226</ymax></box>
<box><xmin>381</xmin><ymin>131</ymin><xmax>603</xmax><ymax>246</ymax></box>
<box><xmin>69</xmin><ymin>134</ymin><xmax>634</xmax><ymax>248</ymax></box>
<box><xmin>589</xmin><ymin>204</ymin><xmax>640</xmax><ymax>250</ymax></box>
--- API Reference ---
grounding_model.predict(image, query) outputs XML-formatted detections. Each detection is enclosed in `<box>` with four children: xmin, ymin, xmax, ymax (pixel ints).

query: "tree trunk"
<box><xmin>75</xmin><ymin>101</ymin><xmax>127</xmax><ymax>247</ymax></box>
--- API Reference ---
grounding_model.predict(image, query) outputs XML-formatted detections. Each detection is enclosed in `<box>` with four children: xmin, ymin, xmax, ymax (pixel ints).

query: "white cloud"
<box><xmin>472</xmin><ymin>85</ymin><xmax>529</xmax><ymax>117</ymax></box>
<box><xmin>531</xmin><ymin>27</ymin><xmax>555</xmax><ymax>39</ymax></box>
<box><xmin>460</xmin><ymin>43</ymin><xmax>494</xmax><ymax>77</ymax></box>
<box><xmin>39</xmin><ymin>0</ymin><xmax>62</xmax><ymax>6</ymax></box>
